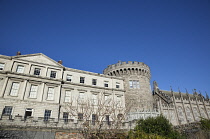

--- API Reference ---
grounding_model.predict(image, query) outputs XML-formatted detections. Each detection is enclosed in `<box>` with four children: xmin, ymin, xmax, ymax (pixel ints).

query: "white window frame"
<box><xmin>0</xmin><ymin>63</ymin><xmax>5</xmax><ymax>70</ymax></box>
<box><xmin>80</xmin><ymin>77</ymin><xmax>85</xmax><ymax>83</ymax></box>
<box><xmin>66</xmin><ymin>74</ymin><xmax>72</xmax><ymax>82</ymax></box>
<box><xmin>29</xmin><ymin>85</ymin><xmax>38</xmax><ymax>98</ymax></box>
<box><xmin>92</xmin><ymin>94</ymin><xmax>98</xmax><ymax>105</ymax></box>
<box><xmin>34</xmin><ymin>68</ymin><xmax>41</xmax><ymax>75</ymax></box>
<box><xmin>50</xmin><ymin>71</ymin><xmax>56</xmax><ymax>78</ymax></box>
<box><xmin>104</xmin><ymin>81</ymin><xmax>109</xmax><ymax>87</ymax></box>
<box><xmin>129</xmin><ymin>80</ymin><xmax>140</xmax><ymax>89</ymax></box>
<box><xmin>116</xmin><ymin>82</ymin><xmax>120</xmax><ymax>88</ymax></box>
<box><xmin>10</xmin><ymin>82</ymin><xmax>20</xmax><ymax>96</ymax></box>
<box><xmin>64</xmin><ymin>91</ymin><xmax>71</xmax><ymax>102</ymax></box>
<box><xmin>16</xmin><ymin>65</ymin><xmax>24</xmax><ymax>73</ymax></box>
<box><xmin>44</xmin><ymin>110</ymin><xmax>51</xmax><ymax>121</ymax></box>
<box><xmin>92</xmin><ymin>79</ymin><xmax>97</xmax><ymax>85</ymax></box>
<box><xmin>47</xmin><ymin>87</ymin><xmax>54</xmax><ymax>100</ymax></box>
<box><xmin>3</xmin><ymin>106</ymin><xmax>13</xmax><ymax>115</ymax></box>
<box><xmin>79</xmin><ymin>92</ymin><xmax>85</xmax><ymax>103</ymax></box>
<box><xmin>116</xmin><ymin>96</ymin><xmax>121</xmax><ymax>107</ymax></box>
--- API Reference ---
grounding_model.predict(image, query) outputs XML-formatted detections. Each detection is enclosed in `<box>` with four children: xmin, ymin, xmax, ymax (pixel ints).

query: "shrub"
<box><xmin>128</xmin><ymin>115</ymin><xmax>185</xmax><ymax>139</ymax></box>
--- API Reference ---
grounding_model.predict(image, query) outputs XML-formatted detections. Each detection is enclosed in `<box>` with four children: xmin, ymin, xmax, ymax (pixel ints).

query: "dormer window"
<box><xmin>50</xmin><ymin>71</ymin><xmax>56</xmax><ymax>78</ymax></box>
<box><xmin>16</xmin><ymin>65</ymin><xmax>24</xmax><ymax>73</ymax></box>
<box><xmin>0</xmin><ymin>63</ymin><xmax>5</xmax><ymax>70</ymax></box>
<box><xmin>34</xmin><ymin>68</ymin><xmax>41</xmax><ymax>75</ymax></box>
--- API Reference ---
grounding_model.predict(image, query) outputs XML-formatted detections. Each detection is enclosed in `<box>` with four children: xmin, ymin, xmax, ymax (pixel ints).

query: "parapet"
<box><xmin>103</xmin><ymin>61</ymin><xmax>151</xmax><ymax>79</ymax></box>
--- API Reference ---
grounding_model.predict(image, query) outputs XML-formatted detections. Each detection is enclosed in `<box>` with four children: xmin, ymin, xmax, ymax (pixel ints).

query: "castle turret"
<box><xmin>103</xmin><ymin>61</ymin><xmax>154</xmax><ymax>112</ymax></box>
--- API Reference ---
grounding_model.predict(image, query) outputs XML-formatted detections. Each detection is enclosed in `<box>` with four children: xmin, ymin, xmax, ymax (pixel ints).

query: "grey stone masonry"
<box><xmin>103</xmin><ymin>61</ymin><xmax>154</xmax><ymax>112</ymax></box>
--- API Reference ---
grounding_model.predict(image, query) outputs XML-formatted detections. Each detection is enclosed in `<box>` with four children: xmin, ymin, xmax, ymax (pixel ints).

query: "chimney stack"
<box><xmin>58</xmin><ymin>60</ymin><xmax>63</xmax><ymax>65</ymax></box>
<box><xmin>16</xmin><ymin>51</ymin><xmax>21</xmax><ymax>56</ymax></box>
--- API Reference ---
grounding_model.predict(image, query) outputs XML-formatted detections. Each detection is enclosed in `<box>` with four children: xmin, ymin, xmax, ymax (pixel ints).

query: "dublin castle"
<box><xmin>0</xmin><ymin>52</ymin><xmax>209</xmax><ymax>129</ymax></box>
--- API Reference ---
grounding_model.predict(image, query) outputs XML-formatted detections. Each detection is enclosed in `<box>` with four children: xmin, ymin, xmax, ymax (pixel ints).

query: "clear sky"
<box><xmin>0</xmin><ymin>0</ymin><xmax>210</xmax><ymax>95</ymax></box>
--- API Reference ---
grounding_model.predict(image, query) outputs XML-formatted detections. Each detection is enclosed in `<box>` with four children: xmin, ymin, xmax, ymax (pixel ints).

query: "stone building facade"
<box><xmin>0</xmin><ymin>52</ymin><xmax>209</xmax><ymax>128</ymax></box>
<box><xmin>0</xmin><ymin>53</ymin><xmax>125</xmax><ymax>126</ymax></box>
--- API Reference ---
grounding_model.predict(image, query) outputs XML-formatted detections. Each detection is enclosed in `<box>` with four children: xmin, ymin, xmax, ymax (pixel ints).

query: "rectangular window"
<box><xmin>3</xmin><ymin>106</ymin><xmax>13</xmax><ymax>115</ymax></box>
<box><xmin>116</xmin><ymin>96</ymin><xmax>121</xmax><ymax>107</ymax></box>
<box><xmin>50</xmin><ymin>71</ymin><xmax>56</xmax><ymax>78</ymax></box>
<box><xmin>92</xmin><ymin>94</ymin><xmax>97</xmax><ymax>105</ymax></box>
<box><xmin>104</xmin><ymin>95</ymin><xmax>110</xmax><ymax>105</ymax></box>
<box><xmin>129</xmin><ymin>80</ymin><xmax>140</xmax><ymax>89</ymax></box>
<box><xmin>104</xmin><ymin>81</ymin><xmax>108</xmax><ymax>87</ymax></box>
<box><xmin>47</xmin><ymin>87</ymin><xmax>54</xmax><ymax>100</ymax></box>
<box><xmin>64</xmin><ymin>91</ymin><xmax>71</xmax><ymax>102</ymax></box>
<box><xmin>106</xmin><ymin>115</ymin><xmax>110</xmax><ymax>125</ymax></box>
<box><xmin>63</xmin><ymin>112</ymin><xmax>69</xmax><ymax>123</ymax></box>
<box><xmin>78</xmin><ymin>113</ymin><xmax>83</xmax><ymax>120</ymax></box>
<box><xmin>10</xmin><ymin>82</ymin><xmax>20</xmax><ymax>96</ymax></box>
<box><xmin>136</xmin><ymin>81</ymin><xmax>140</xmax><ymax>89</ymax></box>
<box><xmin>44</xmin><ymin>110</ymin><xmax>51</xmax><ymax>121</ymax></box>
<box><xmin>34</xmin><ymin>68</ymin><xmax>41</xmax><ymax>75</ymax></box>
<box><xmin>116</xmin><ymin>83</ymin><xmax>120</xmax><ymax>88</ymax></box>
<box><xmin>29</xmin><ymin>85</ymin><xmax>38</xmax><ymax>98</ymax></box>
<box><xmin>92</xmin><ymin>114</ymin><xmax>97</xmax><ymax>125</ymax></box>
<box><xmin>24</xmin><ymin>108</ymin><xmax>33</xmax><ymax>119</ymax></box>
<box><xmin>80</xmin><ymin>77</ymin><xmax>85</xmax><ymax>83</ymax></box>
<box><xmin>66</xmin><ymin>74</ymin><xmax>72</xmax><ymax>82</ymax></box>
<box><xmin>16</xmin><ymin>65</ymin><xmax>24</xmax><ymax>73</ymax></box>
<box><xmin>79</xmin><ymin>92</ymin><xmax>85</xmax><ymax>103</ymax></box>
<box><xmin>0</xmin><ymin>63</ymin><xmax>5</xmax><ymax>70</ymax></box>
<box><xmin>92</xmin><ymin>79</ymin><xmax>97</xmax><ymax>85</ymax></box>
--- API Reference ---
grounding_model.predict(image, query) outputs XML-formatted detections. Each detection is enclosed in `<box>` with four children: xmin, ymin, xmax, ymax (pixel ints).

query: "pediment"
<box><xmin>14</xmin><ymin>53</ymin><xmax>63</xmax><ymax>67</ymax></box>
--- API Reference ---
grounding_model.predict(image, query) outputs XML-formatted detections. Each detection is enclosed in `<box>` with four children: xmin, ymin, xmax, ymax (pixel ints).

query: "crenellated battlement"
<box><xmin>103</xmin><ymin>61</ymin><xmax>151</xmax><ymax>79</ymax></box>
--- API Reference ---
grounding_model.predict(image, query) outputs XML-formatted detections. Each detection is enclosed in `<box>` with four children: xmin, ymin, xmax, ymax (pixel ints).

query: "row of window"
<box><xmin>9</xmin><ymin>82</ymin><xmax>123</xmax><ymax>104</ymax></box>
<box><xmin>10</xmin><ymin>82</ymin><xmax>55</xmax><ymax>100</ymax></box>
<box><xmin>0</xmin><ymin>63</ymin><xmax>121</xmax><ymax>89</ymax></box>
<box><xmin>2</xmin><ymin>106</ymin><xmax>111</xmax><ymax>125</ymax></box>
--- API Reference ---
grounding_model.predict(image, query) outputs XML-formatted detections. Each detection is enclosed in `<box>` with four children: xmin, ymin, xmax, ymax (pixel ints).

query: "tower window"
<box><xmin>129</xmin><ymin>80</ymin><xmax>140</xmax><ymax>89</ymax></box>
<box><xmin>116</xmin><ymin>82</ymin><xmax>120</xmax><ymax>88</ymax></box>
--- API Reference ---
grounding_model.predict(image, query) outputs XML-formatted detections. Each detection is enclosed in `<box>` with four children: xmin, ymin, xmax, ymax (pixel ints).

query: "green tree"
<box><xmin>129</xmin><ymin>115</ymin><xmax>185</xmax><ymax>139</ymax></box>
<box><xmin>200</xmin><ymin>118</ymin><xmax>210</xmax><ymax>131</ymax></box>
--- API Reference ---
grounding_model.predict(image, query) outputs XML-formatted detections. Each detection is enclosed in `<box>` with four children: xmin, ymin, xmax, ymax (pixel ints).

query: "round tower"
<box><xmin>103</xmin><ymin>61</ymin><xmax>154</xmax><ymax>112</ymax></box>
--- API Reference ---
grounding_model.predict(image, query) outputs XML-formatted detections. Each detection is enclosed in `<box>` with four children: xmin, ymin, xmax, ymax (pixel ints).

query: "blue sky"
<box><xmin>0</xmin><ymin>0</ymin><xmax>210</xmax><ymax>95</ymax></box>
